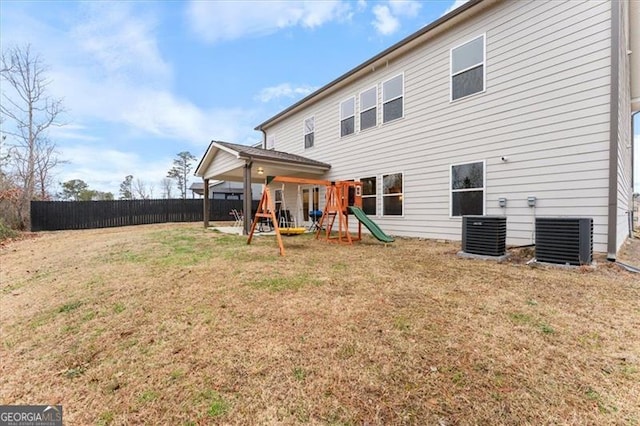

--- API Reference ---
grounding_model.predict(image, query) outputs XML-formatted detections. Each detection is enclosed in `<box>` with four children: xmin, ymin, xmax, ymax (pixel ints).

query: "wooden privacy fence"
<box><xmin>30</xmin><ymin>199</ymin><xmax>259</xmax><ymax>231</ymax></box>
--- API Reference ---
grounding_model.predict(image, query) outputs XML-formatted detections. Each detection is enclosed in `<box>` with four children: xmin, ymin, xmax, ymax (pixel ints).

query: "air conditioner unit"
<box><xmin>535</xmin><ymin>217</ymin><xmax>593</xmax><ymax>265</ymax></box>
<box><xmin>462</xmin><ymin>216</ymin><xmax>507</xmax><ymax>257</ymax></box>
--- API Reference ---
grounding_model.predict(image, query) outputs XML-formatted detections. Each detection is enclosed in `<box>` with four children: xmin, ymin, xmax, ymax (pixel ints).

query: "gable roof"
<box><xmin>215</xmin><ymin>141</ymin><xmax>331</xmax><ymax>168</ymax></box>
<box><xmin>255</xmin><ymin>0</ymin><xmax>491</xmax><ymax>131</ymax></box>
<box><xmin>194</xmin><ymin>140</ymin><xmax>331</xmax><ymax>177</ymax></box>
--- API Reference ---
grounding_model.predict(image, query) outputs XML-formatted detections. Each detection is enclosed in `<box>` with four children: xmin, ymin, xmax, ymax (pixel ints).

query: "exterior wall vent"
<box><xmin>535</xmin><ymin>217</ymin><xmax>593</xmax><ymax>265</ymax></box>
<box><xmin>461</xmin><ymin>216</ymin><xmax>507</xmax><ymax>256</ymax></box>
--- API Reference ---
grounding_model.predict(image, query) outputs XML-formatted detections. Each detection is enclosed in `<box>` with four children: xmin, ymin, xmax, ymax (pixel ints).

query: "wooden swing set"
<box><xmin>247</xmin><ymin>176</ymin><xmax>364</xmax><ymax>256</ymax></box>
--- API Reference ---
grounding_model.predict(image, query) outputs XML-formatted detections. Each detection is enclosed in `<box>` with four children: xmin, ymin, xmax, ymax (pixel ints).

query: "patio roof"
<box><xmin>194</xmin><ymin>140</ymin><xmax>331</xmax><ymax>183</ymax></box>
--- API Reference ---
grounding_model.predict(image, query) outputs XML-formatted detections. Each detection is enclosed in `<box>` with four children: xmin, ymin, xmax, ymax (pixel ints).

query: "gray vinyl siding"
<box><xmin>263</xmin><ymin>0</ymin><xmax>615</xmax><ymax>252</ymax></box>
<box><xmin>616</xmin><ymin>0</ymin><xmax>633</xmax><ymax>252</ymax></box>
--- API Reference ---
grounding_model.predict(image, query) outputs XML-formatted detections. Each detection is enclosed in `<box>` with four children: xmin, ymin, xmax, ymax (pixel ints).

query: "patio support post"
<box><xmin>203</xmin><ymin>178</ymin><xmax>210</xmax><ymax>228</ymax></box>
<box><xmin>243</xmin><ymin>162</ymin><xmax>252</xmax><ymax>235</ymax></box>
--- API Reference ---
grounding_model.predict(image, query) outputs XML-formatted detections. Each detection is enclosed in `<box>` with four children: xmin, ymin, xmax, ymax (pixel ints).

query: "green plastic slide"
<box><xmin>348</xmin><ymin>206</ymin><xmax>395</xmax><ymax>243</ymax></box>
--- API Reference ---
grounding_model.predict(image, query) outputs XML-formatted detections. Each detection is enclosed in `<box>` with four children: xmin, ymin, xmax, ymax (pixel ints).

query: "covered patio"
<box><xmin>194</xmin><ymin>140</ymin><xmax>331</xmax><ymax>234</ymax></box>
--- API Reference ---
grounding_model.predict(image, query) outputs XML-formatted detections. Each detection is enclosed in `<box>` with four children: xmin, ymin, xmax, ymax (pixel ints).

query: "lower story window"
<box><xmin>382</xmin><ymin>173</ymin><xmax>403</xmax><ymax>216</ymax></box>
<box><xmin>450</xmin><ymin>161</ymin><xmax>484</xmax><ymax>216</ymax></box>
<box><xmin>360</xmin><ymin>176</ymin><xmax>377</xmax><ymax>215</ymax></box>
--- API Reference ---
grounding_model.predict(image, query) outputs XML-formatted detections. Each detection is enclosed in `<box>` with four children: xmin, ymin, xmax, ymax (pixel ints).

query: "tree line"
<box><xmin>58</xmin><ymin>151</ymin><xmax>197</xmax><ymax>202</ymax></box>
<box><xmin>1</xmin><ymin>44</ymin><xmax>199</xmax><ymax>230</ymax></box>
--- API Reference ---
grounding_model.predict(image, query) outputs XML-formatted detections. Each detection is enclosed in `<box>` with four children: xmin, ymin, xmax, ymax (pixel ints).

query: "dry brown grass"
<box><xmin>1</xmin><ymin>223</ymin><xmax>639</xmax><ymax>425</ymax></box>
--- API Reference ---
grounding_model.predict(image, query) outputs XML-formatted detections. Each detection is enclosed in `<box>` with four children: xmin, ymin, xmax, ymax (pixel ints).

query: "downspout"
<box><xmin>607</xmin><ymin>0</ymin><xmax>621</xmax><ymax>261</ymax></box>
<box><xmin>259</xmin><ymin>127</ymin><xmax>267</xmax><ymax>149</ymax></box>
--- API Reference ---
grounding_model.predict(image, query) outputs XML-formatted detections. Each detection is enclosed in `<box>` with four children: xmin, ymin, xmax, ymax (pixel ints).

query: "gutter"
<box><xmin>607</xmin><ymin>0</ymin><xmax>621</xmax><ymax>261</ymax></box>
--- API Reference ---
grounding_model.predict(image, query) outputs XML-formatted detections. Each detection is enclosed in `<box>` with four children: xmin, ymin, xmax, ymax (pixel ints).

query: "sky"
<box><xmin>0</xmin><ymin>0</ymin><xmax>638</xmax><ymax>197</ymax></box>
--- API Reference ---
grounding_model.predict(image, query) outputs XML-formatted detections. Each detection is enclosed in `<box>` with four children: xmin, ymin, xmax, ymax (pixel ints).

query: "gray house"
<box><xmin>196</xmin><ymin>0</ymin><xmax>638</xmax><ymax>259</ymax></box>
<box><xmin>189</xmin><ymin>180</ymin><xmax>262</xmax><ymax>200</ymax></box>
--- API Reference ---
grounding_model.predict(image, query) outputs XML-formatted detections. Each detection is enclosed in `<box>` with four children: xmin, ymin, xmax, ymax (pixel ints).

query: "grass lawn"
<box><xmin>1</xmin><ymin>223</ymin><xmax>639</xmax><ymax>425</ymax></box>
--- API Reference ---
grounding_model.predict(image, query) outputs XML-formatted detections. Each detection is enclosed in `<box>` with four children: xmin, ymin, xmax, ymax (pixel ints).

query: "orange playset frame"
<box><xmin>247</xmin><ymin>176</ymin><xmax>364</xmax><ymax>256</ymax></box>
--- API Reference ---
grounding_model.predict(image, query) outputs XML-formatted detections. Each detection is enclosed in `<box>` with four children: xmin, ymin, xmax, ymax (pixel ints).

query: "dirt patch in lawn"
<box><xmin>1</xmin><ymin>223</ymin><xmax>639</xmax><ymax>425</ymax></box>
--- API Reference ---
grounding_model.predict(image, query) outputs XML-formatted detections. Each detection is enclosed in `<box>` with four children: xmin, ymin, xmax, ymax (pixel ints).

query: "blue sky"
<box><xmin>1</xmin><ymin>0</ymin><xmax>465</xmax><ymax>196</ymax></box>
<box><xmin>1</xmin><ymin>0</ymin><xmax>638</xmax><ymax>196</ymax></box>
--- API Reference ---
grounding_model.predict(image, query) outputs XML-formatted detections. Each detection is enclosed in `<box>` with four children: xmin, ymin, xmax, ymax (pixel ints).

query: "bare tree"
<box><xmin>160</xmin><ymin>177</ymin><xmax>174</xmax><ymax>199</ymax></box>
<box><xmin>34</xmin><ymin>136</ymin><xmax>64</xmax><ymax>200</ymax></box>
<box><xmin>1</xmin><ymin>45</ymin><xmax>65</xmax><ymax>228</ymax></box>
<box><xmin>167</xmin><ymin>151</ymin><xmax>197</xmax><ymax>199</ymax></box>
<box><xmin>133</xmin><ymin>178</ymin><xmax>152</xmax><ymax>200</ymax></box>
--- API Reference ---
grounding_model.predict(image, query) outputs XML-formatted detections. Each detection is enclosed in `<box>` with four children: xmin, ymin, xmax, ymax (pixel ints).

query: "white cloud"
<box><xmin>388</xmin><ymin>0</ymin><xmax>421</xmax><ymax>18</ymax></box>
<box><xmin>48</xmin><ymin>124</ymin><xmax>100</xmax><ymax>142</ymax></box>
<box><xmin>255</xmin><ymin>83</ymin><xmax>318</xmax><ymax>103</ymax></box>
<box><xmin>371</xmin><ymin>1</ymin><xmax>420</xmax><ymax>35</ymax></box>
<box><xmin>120</xmin><ymin>90</ymin><xmax>260</xmax><ymax>145</ymax></box>
<box><xmin>372</xmin><ymin>5</ymin><xmax>399</xmax><ymax>36</ymax></box>
<box><xmin>58</xmin><ymin>145</ymin><xmax>173</xmax><ymax>195</ymax></box>
<box><xmin>71</xmin><ymin>2</ymin><xmax>171</xmax><ymax>84</ymax></box>
<box><xmin>442</xmin><ymin>0</ymin><xmax>470</xmax><ymax>16</ymax></box>
<box><xmin>186</xmin><ymin>0</ymin><xmax>352</xmax><ymax>43</ymax></box>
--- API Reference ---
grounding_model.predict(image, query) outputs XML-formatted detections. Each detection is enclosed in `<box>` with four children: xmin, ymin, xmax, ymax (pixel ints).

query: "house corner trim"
<box><xmin>607</xmin><ymin>0</ymin><xmax>621</xmax><ymax>260</ymax></box>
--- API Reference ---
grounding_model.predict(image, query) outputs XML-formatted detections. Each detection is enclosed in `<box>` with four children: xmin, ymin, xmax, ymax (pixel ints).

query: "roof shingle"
<box><xmin>213</xmin><ymin>140</ymin><xmax>331</xmax><ymax>169</ymax></box>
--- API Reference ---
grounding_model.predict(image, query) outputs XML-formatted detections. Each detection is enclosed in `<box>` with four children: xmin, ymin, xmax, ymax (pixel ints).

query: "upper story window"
<box><xmin>359</xmin><ymin>87</ymin><xmax>377</xmax><ymax>131</ymax></box>
<box><xmin>303</xmin><ymin>116</ymin><xmax>314</xmax><ymax>149</ymax></box>
<box><xmin>450</xmin><ymin>34</ymin><xmax>485</xmax><ymax>101</ymax></box>
<box><xmin>450</xmin><ymin>160</ymin><xmax>485</xmax><ymax>216</ymax></box>
<box><xmin>382</xmin><ymin>74</ymin><xmax>403</xmax><ymax>123</ymax></box>
<box><xmin>266</xmin><ymin>134</ymin><xmax>276</xmax><ymax>150</ymax></box>
<box><xmin>382</xmin><ymin>172</ymin><xmax>403</xmax><ymax>216</ymax></box>
<box><xmin>360</xmin><ymin>176</ymin><xmax>377</xmax><ymax>215</ymax></box>
<box><xmin>340</xmin><ymin>97</ymin><xmax>355</xmax><ymax>137</ymax></box>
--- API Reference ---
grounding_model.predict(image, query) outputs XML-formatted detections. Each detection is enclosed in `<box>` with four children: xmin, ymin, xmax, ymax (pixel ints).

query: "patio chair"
<box><xmin>230</xmin><ymin>209</ymin><xmax>243</xmax><ymax>228</ymax></box>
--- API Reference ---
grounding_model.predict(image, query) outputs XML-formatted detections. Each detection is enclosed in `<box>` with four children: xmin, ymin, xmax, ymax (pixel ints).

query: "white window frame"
<box><xmin>359</xmin><ymin>176</ymin><xmax>378</xmax><ymax>216</ymax></box>
<box><xmin>449</xmin><ymin>159</ymin><xmax>486</xmax><ymax>218</ymax></box>
<box><xmin>303</xmin><ymin>115</ymin><xmax>315</xmax><ymax>149</ymax></box>
<box><xmin>359</xmin><ymin>86</ymin><xmax>378</xmax><ymax>131</ymax></box>
<box><xmin>339</xmin><ymin>96</ymin><xmax>356</xmax><ymax>138</ymax></box>
<box><xmin>382</xmin><ymin>172</ymin><xmax>404</xmax><ymax>217</ymax></box>
<box><xmin>382</xmin><ymin>73</ymin><xmax>404</xmax><ymax>124</ymax></box>
<box><xmin>450</xmin><ymin>34</ymin><xmax>486</xmax><ymax>102</ymax></box>
<box><xmin>266</xmin><ymin>133</ymin><xmax>276</xmax><ymax>150</ymax></box>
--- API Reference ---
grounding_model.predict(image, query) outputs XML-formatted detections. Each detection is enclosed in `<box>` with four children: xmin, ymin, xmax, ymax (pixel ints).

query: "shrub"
<box><xmin>0</xmin><ymin>217</ymin><xmax>18</xmax><ymax>241</ymax></box>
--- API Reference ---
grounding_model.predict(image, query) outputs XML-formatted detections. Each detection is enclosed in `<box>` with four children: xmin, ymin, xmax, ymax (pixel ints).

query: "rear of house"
<box><xmin>252</xmin><ymin>0</ymin><xmax>635</xmax><ymax>257</ymax></box>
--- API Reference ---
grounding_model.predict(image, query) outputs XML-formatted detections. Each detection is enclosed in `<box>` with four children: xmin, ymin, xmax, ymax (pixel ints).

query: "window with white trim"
<box><xmin>360</xmin><ymin>176</ymin><xmax>377</xmax><ymax>215</ymax></box>
<box><xmin>450</xmin><ymin>34</ymin><xmax>485</xmax><ymax>101</ymax></box>
<box><xmin>450</xmin><ymin>161</ymin><xmax>485</xmax><ymax>216</ymax></box>
<box><xmin>359</xmin><ymin>87</ymin><xmax>377</xmax><ymax>131</ymax></box>
<box><xmin>303</xmin><ymin>116</ymin><xmax>314</xmax><ymax>149</ymax></box>
<box><xmin>340</xmin><ymin>97</ymin><xmax>355</xmax><ymax>137</ymax></box>
<box><xmin>382</xmin><ymin>74</ymin><xmax>403</xmax><ymax>123</ymax></box>
<box><xmin>382</xmin><ymin>173</ymin><xmax>403</xmax><ymax>216</ymax></box>
<box><xmin>266</xmin><ymin>134</ymin><xmax>276</xmax><ymax>150</ymax></box>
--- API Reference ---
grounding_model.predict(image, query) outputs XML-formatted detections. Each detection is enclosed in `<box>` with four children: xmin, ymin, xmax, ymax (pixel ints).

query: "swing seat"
<box><xmin>279</xmin><ymin>227</ymin><xmax>306</xmax><ymax>235</ymax></box>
